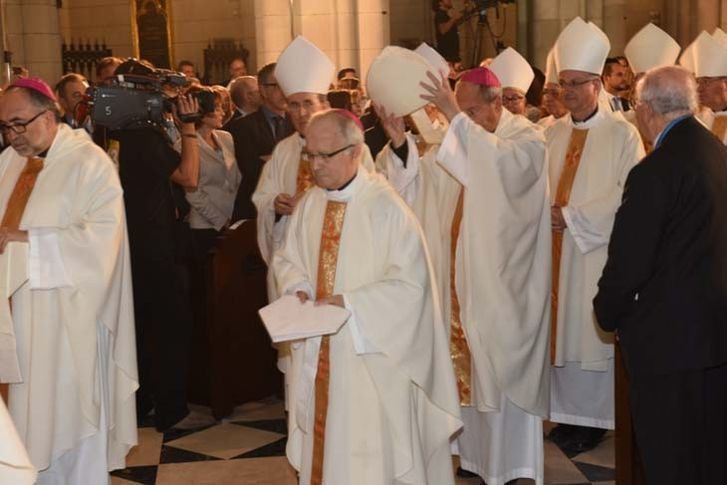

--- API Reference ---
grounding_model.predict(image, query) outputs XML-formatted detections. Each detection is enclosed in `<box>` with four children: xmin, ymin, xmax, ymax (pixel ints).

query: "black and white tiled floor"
<box><xmin>111</xmin><ymin>400</ymin><xmax>615</xmax><ymax>485</ymax></box>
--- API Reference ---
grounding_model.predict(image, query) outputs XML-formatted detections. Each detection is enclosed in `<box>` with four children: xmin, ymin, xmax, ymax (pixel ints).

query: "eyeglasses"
<box><xmin>558</xmin><ymin>78</ymin><xmax>597</xmax><ymax>90</ymax></box>
<box><xmin>0</xmin><ymin>110</ymin><xmax>48</xmax><ymax>135</ymax></box>
<box><xmin>304</xmin><ymin>144</ymin><xmax>354</xmax><ymax>162</ymax></box>
<box><xmin>261</xmin><ymin>82</ymin><xmax>279</xmax><ymax>89</ymax></box>
<box><xmin>503</xmin><ymin>94</ymin><xmax>525</xmax><ymax>103</ymax></box>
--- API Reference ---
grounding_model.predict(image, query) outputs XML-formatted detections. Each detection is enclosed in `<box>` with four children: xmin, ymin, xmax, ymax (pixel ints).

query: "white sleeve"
<box><xmin>436</xmin><ymin>112</ymin><xmax>471</xmax><ymax>186</ymax></box>
<box><xmin>376</xmin><ymin>134</ymin><xmax>421</xmax><ymax>206</ymax></box>
<box><xmin>342</xmin><ymin>293</ymin><xmax>379</xmax><ymax>355</ymax></box>
<box><xmin>27</xmin><ymin>228</ymin><xmax>72</xmax><ymax>290</ymax></box>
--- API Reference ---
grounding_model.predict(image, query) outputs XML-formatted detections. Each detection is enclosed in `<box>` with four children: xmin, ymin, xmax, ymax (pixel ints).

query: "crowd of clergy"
<box><xmin>0</xmin><ymin>12</ymin><xmax>726</xmax><ymax>485</ymax></box>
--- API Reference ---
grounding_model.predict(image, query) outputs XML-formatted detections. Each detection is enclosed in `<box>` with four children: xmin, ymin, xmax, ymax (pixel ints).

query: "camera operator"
<box><xmin>109</xmin><ymin>59</ymin><xmax>213</xmax><ymax>431</ymax></box>
<box><xmin>433</xmin><ymin>0</ymin><xmax>464</xmax><ymax>62</ymax></box>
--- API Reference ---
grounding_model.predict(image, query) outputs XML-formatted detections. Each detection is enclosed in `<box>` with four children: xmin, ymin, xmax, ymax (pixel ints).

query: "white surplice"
<box><xmin>545</xmin><ymin>109</ymin><xmax>644</xmax><ymax>429</ymax></box>
<box><xmin>377</xmin><ymin>109</ymin><xmax>551</xmax><ymax>484</ymax></box>
<box><xmin>0</xmin><ymin>125</ymin><xmax>138</xmax><ymax>482</ymax></box>
<box><xmin>0</xmin><ymin>397</ymin><xmax>36</xmax><ymax>484</ymax></box>
<box><xmin>273</xmin><ymin>168</ymin><xmax>462</xmax><ymax>485</ymax></box>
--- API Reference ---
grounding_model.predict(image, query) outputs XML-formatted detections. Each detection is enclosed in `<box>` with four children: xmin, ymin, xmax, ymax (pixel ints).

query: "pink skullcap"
<box><xmin>8</xmin><ymin>77</ymin><xmax>57</xmax><ymax>102</ymax></box>
<box><xmin>330</xmin><ymin>108</ymin><xmax>364</xmax><ymax>132</ymax></box>
<box><xmin>460</xmin><ymin>67</ymin><xmax>501</xmax><ymax>88</ymax></box>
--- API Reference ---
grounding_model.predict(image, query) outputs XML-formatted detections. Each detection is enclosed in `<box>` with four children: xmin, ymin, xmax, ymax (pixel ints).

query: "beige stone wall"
<box><xmin>5</xmin><ymin>0</ymin><xmax>62</xmax><ymax>84</ymax></box>
<box><xmin>388</xmin><ymin>0</ymin><xmax>434</xmax><ymax>48</ymax></box>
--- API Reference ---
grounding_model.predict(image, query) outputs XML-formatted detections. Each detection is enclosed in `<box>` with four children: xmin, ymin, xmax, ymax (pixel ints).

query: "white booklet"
<box><xmin>259</xmin><ymin>294</ymin><xmax>351</xmax><ymax>343</ymax></box>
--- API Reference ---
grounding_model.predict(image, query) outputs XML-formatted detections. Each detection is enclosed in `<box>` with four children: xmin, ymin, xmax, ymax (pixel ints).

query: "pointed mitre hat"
<box><xmin>713</xmin><ymin>27</ymin><xmax>727</xmax><ymax>47</ymax></box>
<box><xmin>366</xmin><ymin>46</ymin><xmax>435</xmax><ymax>117</ymax></box>
<box><xmin>679</xmin><ymin>41</ymin><xmax>696</xmax><ymax>73</ymax></box>
<box><xmin>414</xmin><ymin>42</ymin><xmax>450</xmax><ymax>78</ymax></box>
<box><xmin>275</xmin><ymin>36</ymin><xmax>335</xmax><ymax>96</ymax></box>
<box><xmin>554</xmin><ymin>17</ymin><xmax>611</xmax><ymax>75</ymax></box>
<box><xmin>625</xmin><ymin>23</ymin><xmax>681</xmax><ymax>75</ymax></box>
<box><xmin>544</xmin><ymin>48</ymin><xmax>559</xmax><ymax>84</ymax></box>
<box><xmin>691</xmin><ymin>31</ymin><xmax>727</xmax><ymax>77</ymax></box>
<box><xmin>488</xmin><ymin>46</ymin><xmax>534</xmax><ymax>93</ymax></box>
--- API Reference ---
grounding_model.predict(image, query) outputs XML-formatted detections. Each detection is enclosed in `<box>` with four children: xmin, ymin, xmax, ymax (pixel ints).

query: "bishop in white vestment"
<box><xmin>374</xmin><ymin>54</ymin><xmax>551</xmax><ymax>482</ymax></box>
<box><xmin>546</xmin><ymin>18</ymin><xmax>644</xmax><ymax>451</ymax></box>
<box><xmin>0</xmin><ymin>79</ymin><xmax>138</xmax><ymax>484</ymax></box>
<box><xmin>273</xmin><ymin>109</ymin><xmax>462</xmax><ymax>485</ymax></box>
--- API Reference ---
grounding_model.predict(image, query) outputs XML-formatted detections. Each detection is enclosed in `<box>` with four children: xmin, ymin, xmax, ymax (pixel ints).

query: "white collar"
<box><xmin>325</xmin><ymin>169</ymin><xmax>361</xmax><ymax>202</ymax></box>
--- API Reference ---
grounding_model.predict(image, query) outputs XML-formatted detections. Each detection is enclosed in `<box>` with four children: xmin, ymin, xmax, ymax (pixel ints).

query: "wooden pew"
<box><xmin>615</xmin><ymin>341</ymin><xmax>646</xmax><ymax>484</ymax></box>
<box><xmin>187</xmin><ymin>221</ymin><xmax>282</xmax><ymax>419</ymax></box>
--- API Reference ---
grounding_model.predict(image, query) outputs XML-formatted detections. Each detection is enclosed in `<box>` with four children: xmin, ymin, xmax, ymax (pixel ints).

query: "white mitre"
<box><xmin>275</xmin><ymin>36</ymin><xmax>335</xmax><ymax>96</ymax></box>
<box><xmin>679</xmin><ymin>41</ymin><xmax>696</xmax><ymax>73</ymax></box>
<box><xmin>691</xmin><ymin>31</ymin><xmax>727</xmax><ymax>78</ymax></box>
<box><xmin>625</xmin><ymin>23</ymin><xmax>681</xmax><ymax>75</ymax></box>
<box><xmin>415</xmin><ymin>42</ymin><xmax>449</xmax><ymax>78</ymax></box>
<box><xmin>366</xmin><ymin>46</ymin><xmax>433</xmax><ymax>117</ymax></box>
<box><xmin>544</xmin><ymin>48</ymin><xmax>558</xmax><ymax>85</ymax></box>
<box><xmin>489</xmin><ymin>46</ymin><xmax>534</xmax><ymax>93</ymax></box>
<box><xmin>713</xmin><ymin>27</ymin><xmax>727</xmax><ymax>47</ymax></box>
<box><xmin>554</xmin><ymin>17</ymin><xmax>611</xmax><ymax>75</ymax></box>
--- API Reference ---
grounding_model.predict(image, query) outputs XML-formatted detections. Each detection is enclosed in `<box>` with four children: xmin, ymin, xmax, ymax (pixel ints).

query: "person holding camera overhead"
<box><xmin>109</xmin><ymin>59</ymin><xmax>215</xmax><ymax>432</ymax></box>
<box><xmin>180</xmin><ymin>85</ymin><xmax>241</xmax><ymax>260</ymax></box>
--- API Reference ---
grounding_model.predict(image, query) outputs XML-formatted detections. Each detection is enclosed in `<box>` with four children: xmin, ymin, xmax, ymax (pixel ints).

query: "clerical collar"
<box><xmin>326</xmin><ymin>170</ymin><xmax>360</xmax><ymax>202</ymax></box>
<box><xmin>35</xmin><ymin>149</ymin><xmax>49</xmax><ymax>159</ymax></box>
<box><xmin>327</xmin><ymin>172</ymin><xmax>356</xmax><ymax>192</ymax></box>
<box><xmin>571</xmin><ymin>106</ymin><xmax>599</xmax><ymax>125</ymax></box>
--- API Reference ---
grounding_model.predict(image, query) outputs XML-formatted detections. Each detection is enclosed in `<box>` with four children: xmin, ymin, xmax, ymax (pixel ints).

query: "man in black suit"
<box><xmin>224</xmin><ymin>63</ymin><xmax>292</xmax><ymax>220</ymax></box>
<box><xmin>594</xmin><ymin>65</ymin><xmax>727</xmax><ymax>485</ymax></box>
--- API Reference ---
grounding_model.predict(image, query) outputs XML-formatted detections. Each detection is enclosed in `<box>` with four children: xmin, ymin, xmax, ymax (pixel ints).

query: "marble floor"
<box><xmin>111</xmin><ymin>399</ymin><xmax>615</xmax><ymax>485</ymax></box>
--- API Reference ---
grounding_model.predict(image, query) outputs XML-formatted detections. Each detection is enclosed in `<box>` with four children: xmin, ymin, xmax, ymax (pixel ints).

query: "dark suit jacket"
<box><xmin>594</xmin><ymin>116</ymin><xmax>727</xmax><ymax>375</ymax></box>
<box><xmin>224</xmin><ymin>108</ymin><xmax>292</xmax><ymax>220</ymax></box>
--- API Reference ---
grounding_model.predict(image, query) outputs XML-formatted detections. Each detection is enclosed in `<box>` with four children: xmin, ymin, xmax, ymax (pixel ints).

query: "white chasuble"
<box><xmin>273</xmin><ymin>169</ymin><xmax>462</xmax><ymax>485</ymax></box>
<box><xmin>0</xmin><ymin>376</ymin><xmax>35</xmax><ymax>484</ymax></box>
<box><xmin>377</xmin><ymin>110</ymin><xmax>551</xmax><ymax>484</ymax></box>
<box><xmin>0</xmin><ymin>125</ymin><xmax>138</xmax><ymax>481</ymax></box>
<box><xmin>696</xmin><ymin>107</ymin><xmax>727</xmax><ymax>145</ymax></box>
<box><xmin>545</xmin><ymin>109</ymin><xmax>643</xmax><ymax>428</ymax></box>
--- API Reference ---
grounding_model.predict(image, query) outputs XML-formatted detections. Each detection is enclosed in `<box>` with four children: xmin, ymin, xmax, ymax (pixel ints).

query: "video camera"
<box><xmin>86</xmin><ymin>61</ymin><xmax>216</xmax><ymax>131</ymax></box>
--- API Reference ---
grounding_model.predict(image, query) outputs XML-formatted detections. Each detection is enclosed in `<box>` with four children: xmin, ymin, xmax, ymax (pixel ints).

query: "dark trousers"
<box><xmin>629</xmin><ymin>361</ymin><xmax>727</xmax><ymax>485</ymax></box>
<box><xmin>132</xmin><ymin>253</ymin><xmax>193</xmax><ymax>431</ymax></box>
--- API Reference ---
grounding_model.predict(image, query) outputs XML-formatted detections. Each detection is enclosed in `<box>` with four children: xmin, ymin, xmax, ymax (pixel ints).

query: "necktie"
<box><xmin>272</xmin><ymin>116</ymin><xmax>286</xmax><ymax>143</ymax></box>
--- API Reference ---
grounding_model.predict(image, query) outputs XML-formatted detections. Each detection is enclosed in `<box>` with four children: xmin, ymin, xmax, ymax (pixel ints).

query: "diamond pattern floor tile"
<box><xmin>155</xmin><ymin>456</ymin><xmax>297</xmax><ymax>485</ymax></box>
<box><xmin>165</xmin><ymin>422</ymin><xmax>285</xmax><ymax>460</ymax></box>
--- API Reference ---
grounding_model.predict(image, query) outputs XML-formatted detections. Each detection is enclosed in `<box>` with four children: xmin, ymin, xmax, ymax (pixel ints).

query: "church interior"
<box><xmin>1</xmin><ymin>1</ymin><xmax>726</xmax><ymax>485</ymax></box>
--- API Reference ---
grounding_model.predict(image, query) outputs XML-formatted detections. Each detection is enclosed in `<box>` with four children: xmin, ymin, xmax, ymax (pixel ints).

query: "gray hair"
<box><xmin>479</xmin><ymin>85</ymin><xmax>502</xmax><ymax>103</ymax></box>
<box><xmin>308</xmin><ymin>109</ymin><xmax>364</xmax><ymax>146</ymax></box>
<box><xmin>636</xmin><ymin>66</ymin><xmax>698</xmax><ymax>118</ymax></box>
<box><xmin>5</xmin><ymin>86</ymin><xmax>62</xmax><ymax>121</ymax></box>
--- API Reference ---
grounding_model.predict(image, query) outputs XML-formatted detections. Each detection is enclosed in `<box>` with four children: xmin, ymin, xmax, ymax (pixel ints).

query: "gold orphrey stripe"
<box><xmin>310</xmin><ymin>200</ymin><xmax>347</xmax><ymax>485</ymax></box>
<box><xmin>449</xmin><ymin>187</ymin><xmax>472</xmax><ymax>406</ymax></box>
<box><xmin>0</xmin><ymin>156</ymin><xmax>45</xmax><ymax>404</ymax></box>
<box><xmin>551</xmin><ymin>128</ymin><xmax>588</xmax><ymax>365</ymax></box>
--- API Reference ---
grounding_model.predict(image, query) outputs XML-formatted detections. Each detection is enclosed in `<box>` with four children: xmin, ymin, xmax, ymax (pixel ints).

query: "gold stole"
<box><xmin>551</xmin><ymin>129</ymin><xmax>588</xmax><ymax>365</ymax></box>
<box><xmin>0</xmin><ymin>156</ymin><xmax>44</xmax><ymax>404</ymax></box>
<box><xmin>296</xmin><ymin>156</ymin><xmax>314</xmax><ymax>194</ymax></box>
<box><xmin>712</xmin><ymin>116</ymin><xmax>727</xmax><ymax>142</ymax></box>
<box><xmin>310</xmin><ymin>200</ymin><xmax>348</xmax><ymax>485</ymax></box>
<box><xmin>449</xmin><ymin>187</ymin><xmax>472</xmax><ymax>406</ymax></box>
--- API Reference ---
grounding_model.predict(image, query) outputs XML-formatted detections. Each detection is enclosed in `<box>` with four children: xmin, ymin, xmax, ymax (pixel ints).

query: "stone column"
<box><xmin>4</xmin><ymin>0</ymin><xmax>62</xmax><ymax>84</ymax></box>
<box><xmin>254</xmin><ymin>0</ymin><xmax>293</xmax><ymax>67</ymax></box>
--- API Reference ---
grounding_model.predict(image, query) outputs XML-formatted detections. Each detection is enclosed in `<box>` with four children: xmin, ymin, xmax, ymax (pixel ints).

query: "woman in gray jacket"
<box><xmin>182</xmin><ymin>86</ymin><xmax>242</xmax><ymax>259</ymax></box>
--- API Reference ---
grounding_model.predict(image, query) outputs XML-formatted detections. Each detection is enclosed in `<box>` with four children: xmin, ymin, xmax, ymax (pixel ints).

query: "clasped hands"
<box><xmin>0</xmin><ymin>228</ymin><xmax>28</xmax><ymax>254</ymax></box>
<box><xmin>274</xmin><ymin>192</ymin><xmax>305</xmax><ymax>216</ymax></box>
<box><xmin>551</xmin><ymin>206</ymin><xmax>567</xmax><ymax>232</ymax></box>
<box><xmin>295</xmin><ymin>290</ymin><xmax>344</xmax><ymax>309</ymax></box>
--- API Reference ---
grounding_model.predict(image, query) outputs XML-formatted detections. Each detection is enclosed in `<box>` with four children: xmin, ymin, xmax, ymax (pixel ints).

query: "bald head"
<box><xmin>636</xmin><ymin>66</ymin><xmax>697</xmax><ymax>118</ymax></box>
<box><xmin>229</xmin><ymin>76</ymin><xmax>261</xmax><ymax>114</ymax></box>
<box><xmin>305</xmin><ymin>110</ymin><xmax>364</xmax><ymax>189</ymax></box>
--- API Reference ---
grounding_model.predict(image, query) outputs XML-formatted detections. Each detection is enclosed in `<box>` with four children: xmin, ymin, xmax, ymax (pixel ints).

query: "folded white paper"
<box><xmin>259</xmin><ymin>294</ymin><xmax>351</xmax><ymax>343</ymax></box>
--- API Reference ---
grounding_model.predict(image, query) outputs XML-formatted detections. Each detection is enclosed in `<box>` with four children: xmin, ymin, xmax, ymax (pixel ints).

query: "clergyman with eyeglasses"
<box><xmin>272</xmin><ymin>107</ymin><xmax>462</xmax><ymax>485</ymax></box>
<box><xmin>544</xmin><ymin>17</ymin><xmax>645</xmax><ymax>455</ymax></box>
<box><xmin>0</xmin><ymin>77</ymin><xmax>138</xmax><ymax>482</ymax></box>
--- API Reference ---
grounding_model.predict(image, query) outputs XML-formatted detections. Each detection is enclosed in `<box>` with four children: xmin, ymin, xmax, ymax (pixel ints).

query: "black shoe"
<box><xmin>547</xmin><ymin>423</ymin><xmax>578</xmax><ymax>446</ymax></box>
<box><xmin>456</xmin><ymin>466</ymin><xmax>480</xmax><ymax>479</ymax></box>
<box><xmin>560</xmin><ymin>426</ymin><xmax>607</xmax><ymax>455</ymax></box>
